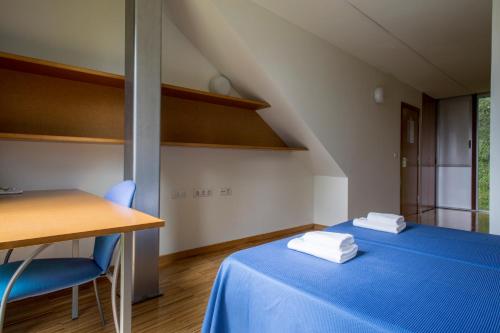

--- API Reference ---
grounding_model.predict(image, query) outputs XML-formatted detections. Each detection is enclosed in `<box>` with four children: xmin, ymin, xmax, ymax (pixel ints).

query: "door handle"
<box><xmin>402</xmin><ymin>157</ymin><xmax>407</xmax><ymax>168</ymax></box>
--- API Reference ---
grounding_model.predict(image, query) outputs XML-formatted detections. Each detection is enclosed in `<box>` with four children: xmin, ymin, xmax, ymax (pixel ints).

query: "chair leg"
<box><xmin>71</xmin><ymin>240</ymin><xmax>79</xmax><ymax>320</ymax></box>
<box><xmin>0</xmin><ymin>244</ymin><xmax>50</xmax><ymax>333</ymax></box>
<box><xmin>93</xmin><ymin>279</ymin><xmax>106</xmax><ymax>326</ymax></box>
<box><xmin>3</xmin><ymin>249</ymin><xmax>13</xmax><ymax>264</ymax></box>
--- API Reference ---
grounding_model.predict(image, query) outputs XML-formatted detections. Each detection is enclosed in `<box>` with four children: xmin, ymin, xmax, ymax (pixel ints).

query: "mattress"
<box><xmin>328</xmin><ymin>221</ymin><xmax>500</xmax><ymax>269</ymax></box>
<box><xmin>202</xmin><ymin>225</ymin><xmax>500</xmax><ymax>333</ymax></box>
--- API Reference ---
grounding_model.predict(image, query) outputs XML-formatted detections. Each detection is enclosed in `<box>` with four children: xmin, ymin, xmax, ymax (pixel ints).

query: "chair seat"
<box><xmin>0</xmin><ymin>258</ymin><xmax>102</xmax><ymax>302</ymax></box>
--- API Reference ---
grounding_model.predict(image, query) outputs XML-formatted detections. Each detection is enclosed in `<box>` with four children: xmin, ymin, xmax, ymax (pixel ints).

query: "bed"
<box><xmin>202</xmin><ymin>221</ymin><xmax>500</xmax><ymax>333</ymax></box>
<box><xmin>328</xmin><ymin>221</ymin><xmax>500</xmax><ymax>269</ymax></box>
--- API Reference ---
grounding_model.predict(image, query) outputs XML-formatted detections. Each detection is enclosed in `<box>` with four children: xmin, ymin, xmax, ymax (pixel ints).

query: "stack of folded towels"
<box><xmin>287</xmin><ymin>231</ymin><xmax>358</xmax><ymax>264</ymax></box>
<box><xmin>353</xmin><ymin>212</ymin><xmax>406</xmax><ymax>234</ymax></box>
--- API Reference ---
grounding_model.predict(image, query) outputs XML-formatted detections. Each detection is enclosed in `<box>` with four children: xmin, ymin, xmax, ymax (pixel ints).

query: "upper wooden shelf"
<box><xmin>0</xmin><ymin>51</ymin><xmax>270</xmax><ymax>110</ymax></box>
<box><xmin>161</xmin><ymin>84</ymin><xmax>269</xmax><ymax>110</ymax></box>
<box><xmin>0</xmin><ymin>51</ymin><xmax>123</xmax><ymax>88</ymax></box>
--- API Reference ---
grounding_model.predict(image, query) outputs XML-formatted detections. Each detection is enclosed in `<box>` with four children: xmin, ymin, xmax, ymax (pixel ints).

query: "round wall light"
<box><xmin>209</xmin><ymin>75</ymin><xmax>232</xmax><ymax>95</ymax></box>
<box><xmin>374</xmin><ymin>87</ymin><xmax>384</xmax><ymax>104</ymax></box>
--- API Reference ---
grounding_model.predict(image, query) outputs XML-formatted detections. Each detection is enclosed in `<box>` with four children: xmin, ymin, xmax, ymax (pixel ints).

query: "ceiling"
<box><xmin>251</xmin><ymin>0</ymin><xmax>492</xmax><ymax>98</ymax></box>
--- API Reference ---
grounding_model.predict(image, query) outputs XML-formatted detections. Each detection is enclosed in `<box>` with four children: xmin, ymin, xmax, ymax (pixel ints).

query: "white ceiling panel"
<box><xmin>252</xmin><ymin>0</ymin><xmax>491</xmax><ymax>98</ymax></box>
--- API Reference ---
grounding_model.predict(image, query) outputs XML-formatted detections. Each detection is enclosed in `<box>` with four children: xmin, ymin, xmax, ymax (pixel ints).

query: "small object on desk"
<box><xmin>0</xmin><ymin>187</ymin><xmax>23</xmax><ymax>195</ymax></box>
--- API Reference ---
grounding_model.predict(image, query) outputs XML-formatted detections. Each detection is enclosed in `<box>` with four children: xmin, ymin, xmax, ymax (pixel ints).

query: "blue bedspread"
<box><xmin>203</xmin><ymin>228</ymin><xmax>500</xmax><ymax>333</ymax></box>
<box><xmin>328</xmin><ymin>221</ymin><xmax>500</xmax><ymax>269</ymax></box>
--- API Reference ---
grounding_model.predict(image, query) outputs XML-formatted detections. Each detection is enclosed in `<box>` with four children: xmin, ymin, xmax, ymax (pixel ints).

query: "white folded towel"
<box><xmin>287</xmin><ymin>236</ymin><xmax>358</xmax><ymax>264</ymax></box>
<box><xmin>366</xmin><ymin>212</ymin><xmax>405</xmax><ymax>226</ymax></box>
<box><xmin>353</xmin><ymin>217</ymin><xmax>406</xmax><ymax>234</ymax></box>
<box><xmin>302</xmin><ymin>231</ymin><xmax>354</xmax><ymax>251</ymax></box>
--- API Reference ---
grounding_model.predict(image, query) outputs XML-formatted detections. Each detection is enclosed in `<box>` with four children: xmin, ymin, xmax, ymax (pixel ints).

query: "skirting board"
<box><xmin>159</xmin><ymin>223</ymin><xmax>329</xmax><ymax>267</ymax></box>
<box><xmin>313</xmin><ymin>224</ymin><xmax>328</xmax><ymax>230</ymax></box>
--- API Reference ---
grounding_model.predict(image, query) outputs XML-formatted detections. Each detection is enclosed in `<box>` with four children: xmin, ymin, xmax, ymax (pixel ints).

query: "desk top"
<box><xmin>0</xmin><ymin>190</ymin><xmax>165</xmax><ymax>250</ymax></box>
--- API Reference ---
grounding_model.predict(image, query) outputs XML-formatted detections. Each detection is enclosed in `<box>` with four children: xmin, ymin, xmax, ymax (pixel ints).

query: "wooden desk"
<box><xmin>0</xmin><ymin>190</ymin><xmax>164</xmax><ymax>333</ymax></box>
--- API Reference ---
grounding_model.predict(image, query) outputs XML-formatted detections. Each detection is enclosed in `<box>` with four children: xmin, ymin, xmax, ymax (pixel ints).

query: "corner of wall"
<box><xmin>314</xmin><ymin>175</ymin><xmax>348</xmax><ymax>226</ymax></box>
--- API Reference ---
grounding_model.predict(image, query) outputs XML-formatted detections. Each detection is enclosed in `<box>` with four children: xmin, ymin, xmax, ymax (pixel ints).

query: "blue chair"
<box><xmin>0</xmin><ymin>181</ymin><xmax>136</xmax><ymax>333</ymax></box>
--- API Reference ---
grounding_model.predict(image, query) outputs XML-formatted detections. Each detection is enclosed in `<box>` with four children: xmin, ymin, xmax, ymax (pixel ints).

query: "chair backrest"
<box><xmin>92</xmin><ymin>180</ymin><xmax>136</xmax><ymax>273</ymax></box>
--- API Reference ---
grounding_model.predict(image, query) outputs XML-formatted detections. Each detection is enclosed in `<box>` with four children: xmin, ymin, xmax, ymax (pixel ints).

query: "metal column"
<box><xmin>124</xmin><ymin>0</ymin><xmax>162</xmax><ymax>302</ymax></box>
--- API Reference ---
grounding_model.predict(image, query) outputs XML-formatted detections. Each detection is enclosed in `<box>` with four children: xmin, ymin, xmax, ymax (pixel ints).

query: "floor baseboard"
<box><xmin>313</xmin><ymin>224</ymin><xmax>329</xmax><ymax>230</ymax></box>
<box><xmin>159</xmin><ymin>223</ymin><xmax>319</xmax><ymax>267</ymax></box>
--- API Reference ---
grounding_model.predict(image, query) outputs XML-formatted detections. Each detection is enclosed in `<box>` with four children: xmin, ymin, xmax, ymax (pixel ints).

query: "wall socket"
<box><xmin>175</xmin><ymin>187</ymin><xmax>231</xmax><ymax>198</ymax></box>
<box><xmin>171</xmin><ymin>190</ymin><xmax>186</xmax><ymax>199</ymax></box>
<box><xmin>220</xmin><ymin>187</ymin><xmax>232</xmax><ymax>196</ymax></box>
<box><xmin>193</xmin><ymin>188</ymin><xmax>213</xmax><ymax>198</ymax></box>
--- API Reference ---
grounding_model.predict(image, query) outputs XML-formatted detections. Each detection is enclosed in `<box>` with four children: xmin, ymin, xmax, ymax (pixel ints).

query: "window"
<box><xmin>476</xmin><ymin>94</ymin><xmax>490</xmax><ymax>232</ymax></box>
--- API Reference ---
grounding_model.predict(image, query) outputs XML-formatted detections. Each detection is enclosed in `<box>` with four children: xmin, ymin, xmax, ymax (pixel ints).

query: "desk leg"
<box><xmin>72</xmin><ymin>239</ymin><xmax>79</xmax><ymax>319</ymax></box>
<box><xmin>120</xmin><ymin>232</ymin><xmax>133</xmax><ymax>333</ymax></box>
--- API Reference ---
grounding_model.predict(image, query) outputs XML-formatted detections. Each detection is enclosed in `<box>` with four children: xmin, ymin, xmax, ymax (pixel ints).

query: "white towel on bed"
<box><xmin>353</xmin><ymin>217</ymin><xmax>406</xmax><ymax>234</ymax></box>
<box><xmin>287</xmin><ymin>236</ymin><xmax>358</xmax><ymax>264</ymax></box>
<box><xmin>366</xmin><ymin>212</ymin><xmax>405</xmax><ymax>226</ymax></box>
<box><xmin>302</xmin><ymin>231</ymin><xmax>354</xmax><ymax>251</ymax></box>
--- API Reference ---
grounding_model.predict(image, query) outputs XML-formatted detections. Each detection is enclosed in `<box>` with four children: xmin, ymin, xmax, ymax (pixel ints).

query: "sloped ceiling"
<box><xmin>252</xmin><ymin>0</ymin><xmax>492</xmax><ymax>98</ymax></box>
<box><xmin>165</xmin><ymin>0</ymin><xmax>345</xmax><ymax>177</ymax></box>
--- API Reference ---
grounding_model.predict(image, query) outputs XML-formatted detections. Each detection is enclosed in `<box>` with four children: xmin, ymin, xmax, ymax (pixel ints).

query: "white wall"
<box><xmin>0</xmin><ymin>0</ymin><xmax>314</xmax><ymax>259</ymax></box>
<box><xmin>0</xmin><ymin>0</ymin><xmax>125</xmax><ymax>74</ymax></box>
<box><xmin>314</xmin><ymin>176</ymin><xmax>348</xmax><ymax>227</ymax></box>
<box><xmin>169</xmin><ymin>0</ymin><xmax>421</xmax><ymax>218</ymax></box>
<box><xmin>490</xmin><ymin>0</ymin><xmax>500</xmax><ymax>235</ymax></box>
<box><xmin>0</xmin><ymin>0</ymin><xmax>238</xmax><ymax>95</ymax></box>
<box><xmin>160</xmin><ymin>147</ymin><xmax>312</xmax><ymax>254</ymax></box>
<box><xmin>0</xmin><ymin>142</ymin><xmax>312</xmax><ymax>260</ymax></box>
<box><xmin>218</xmin><ymin>0</ymin><xmax>422</xmax><ymax>218</ymax></box>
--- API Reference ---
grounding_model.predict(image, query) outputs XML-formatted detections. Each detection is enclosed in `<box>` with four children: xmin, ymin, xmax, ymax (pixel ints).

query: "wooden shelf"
<box><xmin>162</xmin><ymin>141</ymin><xmax>307</xmax><ymax>151</ymax></box>
<box><xmin>0</xmin><ymin>133</ymin><xmax>124</xmax><ymax>145</ymax></box>
<box><xmin>0</xmin><ymin>52</ymin><xmax>305</xmax><ymax>151</ymax></box>
<box><xmin>162</xmin><ymin>84</ymin><xmax>269</xmax><ymax>110</ymax></box>
<box><xmin>0</xmin><ymin>133</ymin><xmax>307</xmax><ymax>151</ymax></box>
<box><xmin>0</xmin><ymin>51</ymin><xmax>123</xmax><ymax>88</ymax></box>
<box><xmin>0</xmin><ymin>51</ymin><xmax>269</xmax><ymax>110</ymax></box>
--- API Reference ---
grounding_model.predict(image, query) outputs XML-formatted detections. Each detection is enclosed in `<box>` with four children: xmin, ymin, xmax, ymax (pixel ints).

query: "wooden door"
<box><xmin>401</xmin><ymin>103</ymin><xmax>420</xmax><ymax>217</ymax></box>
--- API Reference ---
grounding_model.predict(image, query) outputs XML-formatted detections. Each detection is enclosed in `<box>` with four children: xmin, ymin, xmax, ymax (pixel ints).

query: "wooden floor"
<box><xmin>3</xmin><ymin>228</ymin><xmax>314</xmax><ymax>333</ymax></box>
